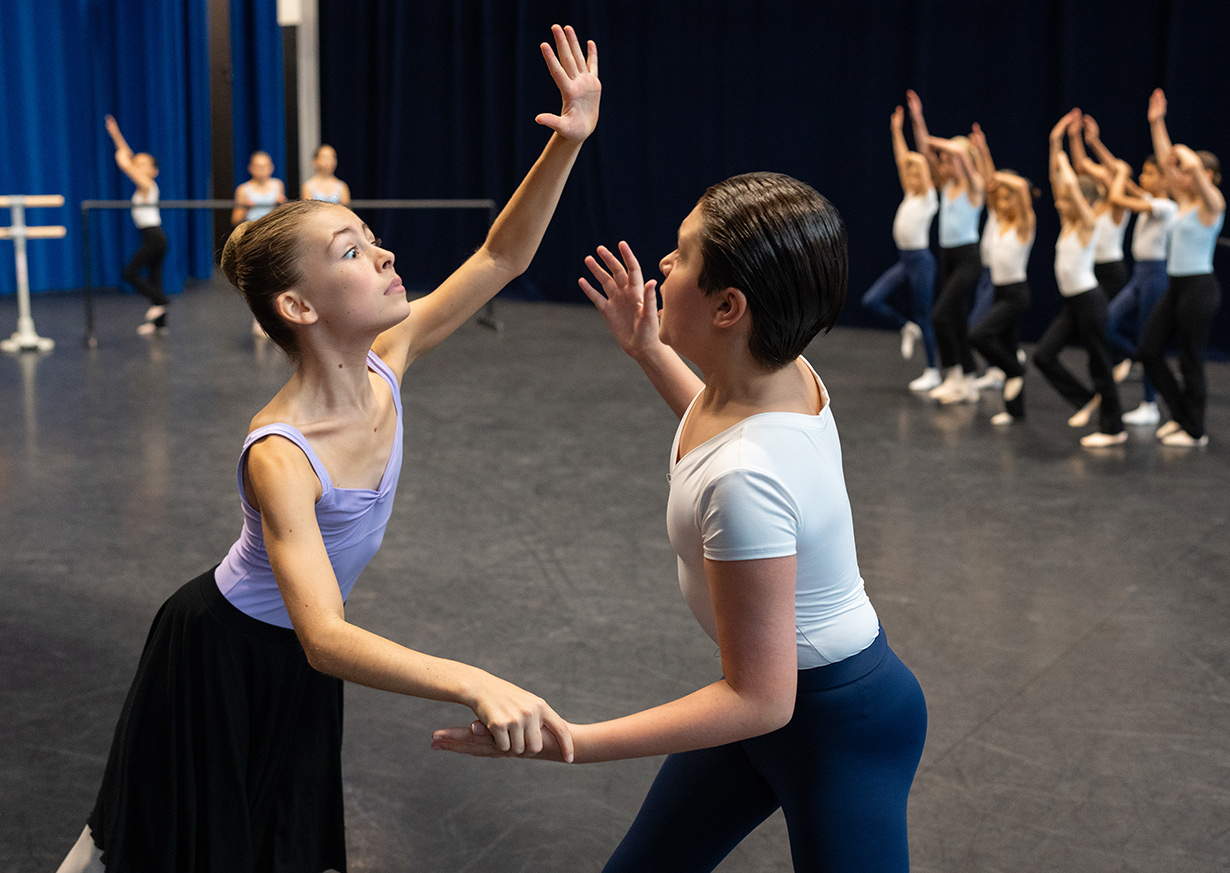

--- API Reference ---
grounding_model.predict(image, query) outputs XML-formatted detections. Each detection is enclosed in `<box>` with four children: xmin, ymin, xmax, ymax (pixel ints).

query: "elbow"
<box><xmin>294</xmin><ymin>619</ymin><xmax>347</xmax><ymax>676</ymax></box>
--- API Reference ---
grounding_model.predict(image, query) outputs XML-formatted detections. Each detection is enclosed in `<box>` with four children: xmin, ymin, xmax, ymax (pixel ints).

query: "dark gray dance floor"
<box><xmin>3</xmin><ymin>281</ymin><xmax>1228</xmax><ymax>872</ymax></box>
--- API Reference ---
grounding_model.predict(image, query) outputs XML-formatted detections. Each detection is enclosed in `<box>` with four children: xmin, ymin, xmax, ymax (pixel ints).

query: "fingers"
<box><xmin>543</xmin><ymin>710</ymin><xmax>575</xmax><ymax>763</ymax></box>
<box><xmin>578</xmin><ymin>276</ymin><xmax>607</xmax><ymax>309</ymax></box>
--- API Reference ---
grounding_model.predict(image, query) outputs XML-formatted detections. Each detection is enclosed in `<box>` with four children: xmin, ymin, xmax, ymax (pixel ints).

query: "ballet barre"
<box><xmin>1</xmin><ymin>195</ymin><xmax>66</xmax><ymax>354</ymax></box>
<box><xmin>80</xmin><ymin>197</ymin><xmax>499</xmax><ymax>346</ymax></box>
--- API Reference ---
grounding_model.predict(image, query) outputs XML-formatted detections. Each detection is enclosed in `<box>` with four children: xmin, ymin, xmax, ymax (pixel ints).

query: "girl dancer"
<box><xmin>1140</xmin><ymin>89</ymin><xmax>1225</xmax><ymax>447</ymax></box>
<box><xmin>301</xmin><ymin>144</ymin><xmax>351</xmax><ymax>205</ymax></box>
<box><xmin>104</xmin><ymin>115</ymin><xmax>168</xmax><ymax>335</ymax></box>
<box><xmin>230</xmin><ymin>150</ymin><xmax>287</xmax><ymax>225</ymax></box>
<box><xmin>1106</xmin><ymin>157</ymin><xmax>1178</xmax><ymax>425</ymax></box>
<box><xmin>54</xmin><ymin>24</ymin><xmax>599</xmax><ymax>873</ymax></box>
<box><xmin>1069</xmin><ymin>115</ymin><xmax>1131</xmax><ymax>304</ymax></box>
<box><xmin>435</xmin><ymin>172</ymin><xmax>928</xmax><ymax>873</ymax></box>
<box><xmin>861</xmin><ymin>105</ymin><xmax>941</xmax><ymax>392</ymax></box>
<box><xmin>1032</xmin><ymin>110</ymin><xmax>1125</xmax><ymax>447</ymax></box>
<box><xmin>968</xmin><ymin>125</ymin><xmax>1035</xmax><ymax>425</ymax></box>
<box><xmin>907</xmin><ymin>90</ymin><xmax>985</xmax><ymax>403</ymax></box>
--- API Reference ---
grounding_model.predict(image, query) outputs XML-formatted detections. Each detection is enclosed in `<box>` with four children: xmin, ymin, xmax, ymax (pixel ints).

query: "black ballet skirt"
<box><xmin>87</xmin><ymin>567</ymin><xmax>347</xmax><ymax>872</ymax></box>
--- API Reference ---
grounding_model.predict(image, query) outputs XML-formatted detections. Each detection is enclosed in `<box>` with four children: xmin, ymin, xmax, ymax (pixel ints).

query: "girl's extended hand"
<box><xmin>1148</xmin><ymin>88</ymin><xmax>1167</xmax><ymax>124</ymax></box>
<box><xmin>535</xmin><ymin>24</ymin><xmax>600</xmax><ymax>142</ymax></box>
<box><xmin>467</xmin><ymin>673</ymin><xmax>574</xmax><ymax>762</ymax></box>
<box><xmin>433</xmin><ymin>719</ymin><xmax>573</xmax><ymax>763</ymax></box>
<box><xmin>579</xmin><ymin>241</ymin><xmax>662</xmax><ymax>360</ymax></box>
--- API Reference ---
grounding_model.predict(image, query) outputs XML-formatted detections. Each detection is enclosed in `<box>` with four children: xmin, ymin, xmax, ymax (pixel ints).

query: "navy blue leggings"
<box><xmin>861</xmin><ymin>249</ymin><xmax>939</xmax><ymax>367</ymax></box>
<box><xmin>603</xmin><ymin>630</ymin><xmax>927</xmax><ymax>873</ymax></box>
<box><xmin>1107</xmin><ymin>259</ymin><xmax>1167</xmax><ymax>403</ymax></box>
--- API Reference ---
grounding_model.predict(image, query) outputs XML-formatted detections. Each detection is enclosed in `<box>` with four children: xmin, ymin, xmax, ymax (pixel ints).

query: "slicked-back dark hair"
<box><xmin>695</xmin><ymin>172</ymin><xmax>848</xmax><ymax>369</ymax></box>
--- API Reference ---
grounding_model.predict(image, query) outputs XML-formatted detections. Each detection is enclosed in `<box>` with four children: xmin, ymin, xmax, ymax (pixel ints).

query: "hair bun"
<box><xmin>220</xmin><ymin>221</ymin><xmax>251</xmax><ymax>289</ymax></box>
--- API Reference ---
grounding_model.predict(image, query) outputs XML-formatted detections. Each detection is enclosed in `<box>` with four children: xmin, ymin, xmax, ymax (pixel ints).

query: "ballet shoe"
<box><xmin>974</xmin><ymin>367</ymin><xmax>1005</xmax><ymax>390</ymax></box>
<box><xmin>909</xmin><ymin>367</ymin><xmax>942</xmax><ymax>393</ymax></box>
<box><xmin>1160</xmin><ymin>429</ymin><xmax>1208</xmax><ymax>447</ymax></box>
<box><xmin>1122</xmin><ymin>402</ymin><xmax>1160</xmax><ymax>426</ymax></box>
<box><xmin>1155</xmin><ymin>420</ymin><xmax>1182</xmax><ymax>440</ymax></box>
<box><xmin>1080</xmin><ymin>430</ymin><xmax>1128</xmax><ymax>448</ymax></box>
<box><xmin>990</xmin><ymin>411</ymin><xmax>1017</xmax><ymax>426</ymax></box>
<box><xmin>900</xmin><ymin>322</ymin><xmax>922</xmax><ymax>360</ymax></box>
<box><xmin>137</xmin><ymin>321</ymin><xmax>167</xmax><ymax>336</ymax></box>
<box><xmin>1068</xmin><ymin>395</ymin><xmax>1100</xmax><ymax>428</ymax></box>
<box><xmin>1003</xmin><ymin>376</ymin><xmax>1024</xmax><ymax>403</ymax></box>
<box><xmin>1112</xmin><ymin>358</ymin><xmax>1133</xmax><ymax>384</ymax></box>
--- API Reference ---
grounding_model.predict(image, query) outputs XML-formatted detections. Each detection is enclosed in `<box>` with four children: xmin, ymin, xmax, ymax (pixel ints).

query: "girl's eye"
<box><xmin>343</xmin><ymin>247</ymin><xmax>357</xmax><ymax>260</ymax></box>
<box><xmin>372</xmin><ymin>238</ymin><xmax>382</xmax><ymax>248</ymax></box>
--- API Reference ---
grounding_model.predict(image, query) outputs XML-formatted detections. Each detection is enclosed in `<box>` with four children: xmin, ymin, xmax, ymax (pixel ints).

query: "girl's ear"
<box><xmin>275</xmin><ymin>289</ymin><xmax>318</xmax><ymax>326</ymax></box>
<box><xmin>712</xmin><ymin>286</ymin><xmax>749</xmax><ymax>330</ymax></box>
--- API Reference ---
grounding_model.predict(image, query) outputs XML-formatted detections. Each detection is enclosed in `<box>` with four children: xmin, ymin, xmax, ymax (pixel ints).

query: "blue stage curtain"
<box><xmin>0</xmin><ymin>0</ymin><xmax>214</xmax><ymax>298</ymax></box>
<box><xmin>229</xmin><ymin>0</ymin><xmax>287</xmax><ymax>198</ymax></box>
<box><xmin>318</xmin><ymin>0</ymin><xmax>1230</xmax><ymax>352</ymax></box>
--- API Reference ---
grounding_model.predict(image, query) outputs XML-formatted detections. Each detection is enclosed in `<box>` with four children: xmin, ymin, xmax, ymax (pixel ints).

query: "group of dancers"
<box><xmin>63</xmin><ymin>25</ymin><xmax>927</xmax><ymax>873</ymax></box>
<box><xmin>106</xmin><ymin>115</ymin><xmax>351</xmax><ymax>336</ymax></box>
<box><xmin>863</xmin><ymin>89</ymin><xmax>1224</xmax><ymax>448</ymax></box>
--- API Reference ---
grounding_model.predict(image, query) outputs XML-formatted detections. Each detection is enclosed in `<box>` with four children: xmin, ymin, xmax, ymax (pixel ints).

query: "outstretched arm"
<box><xmin>433</xmin><ymin>554</ymin><xmax>800</xmax><ymax>764</ymax></box>
<box><xmin>248</xmin><ymin>437</ymin><xmax>574</xmax><ymax>762</ymax></box>
<box><xmin>104</xmin><ymin>115</ymin><xmax>154</xmax><ymax>195</ymax></box>
<box><xmin>906</xmin><ymin>89</ymin><xmax>939</xmax><ymax>178</ymax></box>
<box><xmin>969</xmin><ymin>123</ymin><xmax>996</xmax><ymax>192</ymax></box>
<box><xmin>890</xmin><ymin>106</ymin><xmax>915</xmax><ymax>192</ymax></box>
<box><xmin>1149</xmin><ymin>89</ymin><xmax>1181</xmax><ymax>193</ymax></box>
<box><xmin>579</xmin><ymin>241</ymin><xmax>704</xmax><ymax>418</ymax></box>
<box><xmin>1108</xmin><ymin>159</ymin><xmax>1153</xmax><ymax>213</ymax></box>
<box><xmin>1049</xmin><ymin>109</ymin><xmax>1081</xmax><ymax>193</ymax></box>
<box><xmin>1068</xmin><ymin>112</ymin><xmax>1112</xmax><ymax>190</ymax></box>
<box><xmin>373</xmin><ymin>24</ymin><xmax>601</xmax><ymax>375</ymax></box>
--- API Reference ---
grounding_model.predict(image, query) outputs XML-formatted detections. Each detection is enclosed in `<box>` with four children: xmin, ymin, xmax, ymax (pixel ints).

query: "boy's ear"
<box><xmin>712</xmin><ymin>286</ymin><xmax>749</xmax><ymax>329</ymax></box>
<box><xmin>275</xmin><ymin>289</ymin><xmax>318</xmax><ymax>326</ymax></box>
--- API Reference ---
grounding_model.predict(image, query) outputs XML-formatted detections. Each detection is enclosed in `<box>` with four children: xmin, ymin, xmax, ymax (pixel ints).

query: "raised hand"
<box><xmin>890</xmin><ymin>105</ymin><xmax>905</xmax><ymax>131</ymax></box>
<box><xmin>906</xmin><ymin>89</ymin><xmax>923</xmax><ymax>119</ymax></box>
<box><xmin>534</xmin><ymin>24</ymin><xmax>600</xmax><ymax>142</ymax></box>
<box><xmin>1148</xmin><ymin>89</ymin><xmax>1167</xmax><ymax>124</ymax></box>
<box><xmin>579</xmin><ymin>240</ymin><xmax>663</xmax><ymax>360</ymax></box>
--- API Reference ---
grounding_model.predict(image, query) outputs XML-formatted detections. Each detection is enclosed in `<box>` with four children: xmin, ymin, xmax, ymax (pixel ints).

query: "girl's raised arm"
<box><xmin>906</xmin><ymin>90</ymin><xmax>939</xmax><ymax>178</ymax></box>
<box><xmin>104</xmin><ymin>115</ymin><xmax>154</xmax><ymax>195</ymax></box>
<box><xmin>1174</xmin><ymin>144</ymin><xmax>1226</xmax><ymax>220</ymax></box>
<box><xmin>1149</xmin><ymin>89</ymin><xmax>1181</xmax><ymax>193</ymax></box>
<box><xmin>890</xmin><ymin>106</ymin><xmax>915</xmax><ymax>193</ymax></box>
<box><xmin>373</xmin><ymin>24</ymin><xmax>601</xmax><ymax>375</ymax></box>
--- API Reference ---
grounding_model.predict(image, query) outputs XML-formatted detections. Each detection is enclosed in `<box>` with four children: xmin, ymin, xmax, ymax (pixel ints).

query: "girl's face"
<box><xmin>904</xmin><ymin>156</ymin><xmax>926</xmax><ymax>194</ymax></box>
<box><xmin>249</xmin><ymin>154</ymin><xmax>274</xmax><ymax>182</ymax></box>
<box><xmin>134</xmin><ymin>154</ymin><xmax>158</xmax><ymax>178</ymax></box>
<box><xmin>657</xmin><ymin>204</ymin><xmax>712</xmax><ymax>356</ymax></box>
<box><xmin>294</xmin><ymin>205</ymin><xmax>407</xmax><ymax>336</ymax></box>
<box><xmin>313</xmin><ymin>146</ymin><xmax>338</xmax><ymax>175</ymax></box>
<box><xmin>1139</xmin><ymin>161</ymin><xmax>1165</xmax><ymax>195</ymax></box>
<box><xmin>995</xmin><ymin>185</ymin><xmax>1018</xmax><ymax>220</ymax></box>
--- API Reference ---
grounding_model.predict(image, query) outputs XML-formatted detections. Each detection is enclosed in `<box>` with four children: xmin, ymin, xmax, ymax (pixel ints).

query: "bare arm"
<box><xmin>906</xmin><ymin>90</ymin><xmax>939</xmax><ymax>178</ymax></box>
<box><xmin>434</xmin><ymin>554</ymin><xmax>800</xmax><ymax>763</ymax></box>
<box><xmin>1174</xmin><ymin>144</ymin><xmax>1226</xmax><ymax>221</ymax></box>
<box><xmin>1149</xmin><ymin>89</ymin><xmax>1181</xmax><ymax>193</ymax></box>
<box><xmin>248</xmin><ymin>437</ymin><xmax>574</xmax><ymax>761</ymax></box>
<box><xmin>104</xmin><ymin>115</ymin><xmax>154</xmax><ymax>195</ymax></box>
<box><xmin>890</xmin><ymin>106</ymin><xmax>913</xmax><ymax>192</ymax></box>
<box><xmin>372</xmin><ymin>25</ymin><xmax>600</xmax><ymax>376</ymax></box>
<box><xmin>969</xmin><ymin>123</ymin><xmax>996</xmax><ymax>192</ymax></box>
<box><xmin>929</xmin><ymin>136</ymin><xmax>985</xmax><ymax>205</ymax></box>
<box><xmin>1108</xmin><ymin>160</ymin><xmax>1154</xmax><ymax>213</ymax></box>
<box><xmin>579</xmin><ymin>241</ymin><xmax>704</xmax><ymax>418</ymax></box>
<box><xmin>996</xmin><ymin>171</ymin><xmax>1036</xmax><ymax>240</ymax></box>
